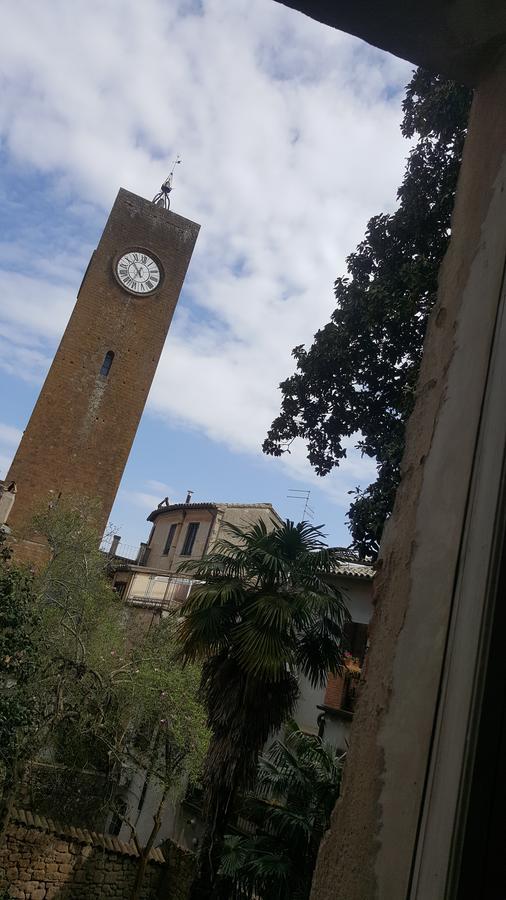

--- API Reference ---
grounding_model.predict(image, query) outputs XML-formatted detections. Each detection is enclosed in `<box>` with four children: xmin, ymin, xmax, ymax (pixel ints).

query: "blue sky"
<box><xmin>0</xmin><ymin>0</ymin><xmax>412</xmax><ymax>554</ymax></box>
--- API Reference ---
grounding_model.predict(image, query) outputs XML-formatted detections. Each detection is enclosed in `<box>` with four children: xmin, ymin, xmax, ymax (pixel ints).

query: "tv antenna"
<box><xmin>287</xmin><ymin>489</ymin><xmax>314</xmax><ymax>521</ymax></box>
<box><xmin>152</xmin><ymin>155</ymin><xmax>182</xmax><ymax>210</ymax></box>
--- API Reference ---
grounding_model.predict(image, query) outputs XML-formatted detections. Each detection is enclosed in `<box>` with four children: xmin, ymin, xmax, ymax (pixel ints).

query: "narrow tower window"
<box><xmin>100</xmin><ymin>351</ymin><xmax>115</xmax><ymax>377</ymax></box>
<box><xmin>163</xmin><ymin>523</ymin><xmax>177</xmax><ymax>555</ymax></box>
<box><xmin>181</xmin><ymin>522</ymin><xmax>199</xmax><ymax>556</ymax></box>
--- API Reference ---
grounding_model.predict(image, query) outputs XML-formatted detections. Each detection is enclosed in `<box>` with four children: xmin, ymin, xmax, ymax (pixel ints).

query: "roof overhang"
<box><xmin>147</xmin><ymin>503</ymin><xmax>217</xmax><ymax>523</ymax></box>
<box><xmin>275</xmin><ymin>1</ymin><xmax>506</xmax><ymax>86</ymax></box>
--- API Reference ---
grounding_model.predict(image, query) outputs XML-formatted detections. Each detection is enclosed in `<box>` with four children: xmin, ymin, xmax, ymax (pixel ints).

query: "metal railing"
<box><xmin>100</xmin><ymin>536</ymin><xmax>140</xmax><ymax>562</ymax></box>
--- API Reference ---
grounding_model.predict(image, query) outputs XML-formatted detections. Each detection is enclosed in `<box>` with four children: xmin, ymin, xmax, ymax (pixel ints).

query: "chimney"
<box><xmin>185</xmin><ymin>490</ymin><xmax>194</xmax><ymax>504</ymax></box>
<box><xmin>108</xmin><ymin>534</ymin><xmax>121</xmax><ymax>558</ymax></box>
<box><xmin>0</xmin><ymin>481</ymin><xmax>17</xmax><ymax>526</ymax></box>
<box><xmin>136</xmin><ymin>541</ymin><xmax>149</xmax><ymax>565</ymax></box>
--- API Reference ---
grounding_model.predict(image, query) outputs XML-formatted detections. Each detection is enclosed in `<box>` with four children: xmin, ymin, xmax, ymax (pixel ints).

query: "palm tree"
<box><xmin>219</xmin><ymin>722</ymin><xmax>343</xmax><ymax>899</ymax></box>
<box><xmin>177</xmin><ymin>519</ymin><xmax>349</xmax><ymax>899</ymax></box>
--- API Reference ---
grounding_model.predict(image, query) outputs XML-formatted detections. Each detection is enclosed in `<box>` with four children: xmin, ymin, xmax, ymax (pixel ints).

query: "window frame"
<box><xmin>180</xmin><ymin>522</ymin><xmax>199</xmax><ymax>556</ymax></box>
<box><xmin>100</xmin><ymin>350</ymin><xmax>115</xmax><ymax>377</ymax></box>
<box><xmin>163</xmin><ymin>523</ymin><xmax>177</xmax><ymax>556</ymax></box>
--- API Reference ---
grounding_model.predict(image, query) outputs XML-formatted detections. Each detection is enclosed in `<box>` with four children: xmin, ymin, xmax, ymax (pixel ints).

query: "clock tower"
<box><xmin>6</xmin><ymin>187</ymin><xmax>199</xmax><ymax>538</ymax></box>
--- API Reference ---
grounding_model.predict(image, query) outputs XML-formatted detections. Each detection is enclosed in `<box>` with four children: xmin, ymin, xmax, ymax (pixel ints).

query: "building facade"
<box><xmin>294</xmin><ymin>559</ymin><xmax>373</xmax><ymax>750</ymax></box>
<box><xmin>111</xmin><ymin>499</ymin><xmax>284</xmax><ymax>607</ymax></box>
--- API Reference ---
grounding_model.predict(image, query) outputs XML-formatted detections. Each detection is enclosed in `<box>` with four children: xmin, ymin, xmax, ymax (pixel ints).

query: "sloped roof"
<box><xmin>331</xmin><ymin>547</ymin><xmax>374</xmax><ymax>580</ymax></box>
<box><xmin>333</xmin><ymin>562</ymin><xmax>374</xmax><ymax>580</ymax></box>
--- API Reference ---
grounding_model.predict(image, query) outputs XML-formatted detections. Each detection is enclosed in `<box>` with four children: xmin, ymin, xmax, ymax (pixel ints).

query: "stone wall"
<box><xmin>159</xmin><ymin>842</ymin><xmax>195</xmax><ymax>900</ymax></box>
<box><xmin>0</xmin><ymin>808</ymin><xmax>169</xmax><ymax>899</ymax></box>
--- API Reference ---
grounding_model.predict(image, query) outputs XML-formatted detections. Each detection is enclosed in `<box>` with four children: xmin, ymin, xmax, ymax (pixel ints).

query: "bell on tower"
<box><xmin>6</xmin><ymin>176</ymin><xmax>200</xmax><ymax>547</ymax></box>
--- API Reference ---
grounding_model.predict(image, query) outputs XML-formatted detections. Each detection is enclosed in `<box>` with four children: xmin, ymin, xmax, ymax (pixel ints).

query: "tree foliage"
<box><xmin>112</xmin><ymin>613</ymin><xmax>209</xmax><ymax>789</ymax></box>
<box><xmin>263</xmin><ymin>70</ymin><xmax>472</xmax><ymax>557</ymax></box>
<box><xmin>0</xmin><ymin>533</ymin><xmax>39</xmax><ymax>837</ymax></box>
<box><xmin>0</xmin><ymin>503</ymin><xmax>123</xmax><ymax>837</ymax></box>
<box><xmin>102</xmin><ymin>614</ymin><xmax>209</xmax><ymax>900</ymax></box>
<box><xmin>219</xmin><ymin>722</ymin><xmax>343</xmax><ymax>900</ymax></box>
<box><xmin>177</xmin><ymin>519</ymin><xmax>349</xmax><ymax>899</ymax></box>
<box><xmin>0</xmin><ymin>498</ymin><xmax>208</xmax><ymax>899</ymax></box>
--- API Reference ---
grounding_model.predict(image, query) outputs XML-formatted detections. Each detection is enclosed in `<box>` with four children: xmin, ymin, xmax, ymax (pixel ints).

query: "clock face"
<box><xmin>115</xmin><ymin>250</ymin><xmax>161</xmax><ymax>295</ymax></box>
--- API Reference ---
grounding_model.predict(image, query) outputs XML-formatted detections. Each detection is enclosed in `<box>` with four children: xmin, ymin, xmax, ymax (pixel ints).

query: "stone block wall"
<box><xmin>159</xmin><ymin>842</ymin><xmax>195</xmax><ymax>900</ymax></box>
<box><xmin>0</xmin><ymin>808</ymin><xmax>166</xmax><ymax>899</ymax></box>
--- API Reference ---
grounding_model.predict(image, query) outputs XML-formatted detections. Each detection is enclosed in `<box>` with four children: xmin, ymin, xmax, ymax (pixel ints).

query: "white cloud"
<box><xmin>145</xmin><ymin>479</ymin><xmax>173</xmax><ymax>495</ymax></box>
<box><xmin>0</xmin><ymin>422</ymin><xmax>23</xmax><ymax>479</ymax></box>
<box><xmin>270</xmin><ymin>437</ymin><xmax>378</xmax><ymax>509</ymax></box>
<box><xmin>0</xmin><ymin>455</ymin><xmax>12</xmax><ymax>480</ymax></box>
<box><xmin>0</xmin><ymin>423</ymin><xmax>23</xmax><ymax>446</ymax></box>
<box><xmin>0</xmin><ymin>0</ymin><xmax>412</xmax><ymax>502</ymax></box>
<box><xmin>123</xmin><ymin>491</ymin><xmax>168</xmax><ymax>514</ymax></box>
<box><xmin>122</xmin><ymin>479</ymin><xmax>176</xmax><ymax>514</ymax></box>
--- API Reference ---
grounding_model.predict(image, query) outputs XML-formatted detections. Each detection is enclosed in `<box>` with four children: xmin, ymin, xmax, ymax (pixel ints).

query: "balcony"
<box><xmin>126</xmin><ymin>573</ymin><xmax>196</xmax><ymax>609</ymax></box>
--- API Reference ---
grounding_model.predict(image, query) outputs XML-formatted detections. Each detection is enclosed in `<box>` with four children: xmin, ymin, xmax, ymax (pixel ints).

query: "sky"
<box><xmin>0</xmin><ymin>0</ymin><xmax>413</xmax><ymax>557</ymax></box>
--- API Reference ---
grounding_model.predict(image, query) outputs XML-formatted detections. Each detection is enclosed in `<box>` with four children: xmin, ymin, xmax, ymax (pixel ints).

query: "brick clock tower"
<box><xmin>6</xmin><ymin>186</ymin><xmax>199</xmax><ymax>539</ymax></box>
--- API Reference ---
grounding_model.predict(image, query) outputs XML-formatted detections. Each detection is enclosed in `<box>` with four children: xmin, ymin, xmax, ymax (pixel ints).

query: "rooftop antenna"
<box><xmin>287</xmin><ymin>489</ymin><xmax>314</xmax><ymax>521</ymax></box>
<box><xmin>152</xmin><ymin>155</ymin><xmax>182</xmax><ymax>210</ymax></box>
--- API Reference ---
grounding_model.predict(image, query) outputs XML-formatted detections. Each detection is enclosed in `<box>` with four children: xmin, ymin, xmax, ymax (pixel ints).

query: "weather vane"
<box><xmin>152</xmin><ymin>155</ymin><xmax>181</xmax><ymax>210</ymax></box>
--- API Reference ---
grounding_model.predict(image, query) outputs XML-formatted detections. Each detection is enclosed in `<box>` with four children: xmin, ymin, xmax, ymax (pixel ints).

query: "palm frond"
<box><xmin>177</xmin><ymin>518</ymin><xmax>350</xmax><ymax>895</ymax></box>
<box><xmin>221</xmin><ymin>726</ymin><xmax>343</xmax><ymax>900</ymax></box>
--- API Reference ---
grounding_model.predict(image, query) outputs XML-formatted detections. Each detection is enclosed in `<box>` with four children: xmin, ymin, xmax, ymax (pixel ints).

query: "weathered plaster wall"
<box><xmin>311</xmin><ymin>54</ymin><xmax>506</xmax><ymax>900</ymax></box>
<box><xmin>218</xmin><ymin>504</ymin><xmax>282</xmax><ymax>534</ymax></box>
<box><xmin>145</xmin><ymin>504</ymin><xmax>281</xmax><ymax>573</ymax></box>
<box><xmin>147</xmin><ymin>510</ymin><xmax>215</xmax><ymax>572</ymax></box>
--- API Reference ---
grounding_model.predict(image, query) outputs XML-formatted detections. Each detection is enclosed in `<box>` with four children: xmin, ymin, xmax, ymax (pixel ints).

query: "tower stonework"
<box><xmin>7</xmin><ymin>188</ymin><xmax>199</xmax><ymax>537</ymax></box>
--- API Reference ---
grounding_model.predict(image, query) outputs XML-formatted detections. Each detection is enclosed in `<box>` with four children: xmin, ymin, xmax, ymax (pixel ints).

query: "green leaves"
<box><xmin>0</xmin><ymin>502</ymin><xmax>209</xmax><ymax>833</ymax></box>
<box><xmin>0</xmin><ymin>538</ymin><xmax>40</xmax><ymax>775</ymax></box>
<box><xmin>114</xmin><ymin>612</ymin><xmax>209</xmax><ymax>790</ymax></box>
<box><xmin>220</xmin><ymin>725</ymin><xmax>343</xmax><ymax>900</ymax></box>
<box><xmin>263</xmin><ymin>70</ymin><xmax>472</xmax><ymax>557</ymax></box>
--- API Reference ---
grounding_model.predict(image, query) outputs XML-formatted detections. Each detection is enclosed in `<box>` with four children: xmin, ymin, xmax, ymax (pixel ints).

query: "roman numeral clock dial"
<box><xmin>115</xmin><ymin>250</ymin><xmax>162</xmax><ymax>295</ymax></box>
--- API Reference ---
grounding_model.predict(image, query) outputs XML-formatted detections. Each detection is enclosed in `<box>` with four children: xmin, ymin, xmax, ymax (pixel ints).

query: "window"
<box><xmin>100</xmin><ymin>350</ymin><xmax>114</xmax><ymax>377</ymax></box>
<box><xmin>181</xmin><ymin>522</ymin><xmax>199</xmax><ymax>556</ymax></box>
<box><xmin>342</xmin><ymin>621</ymin><xmax>368</xmax><ymax>664</ymax></box>
<box><xmin>163</xmin><ymin>523</ymin><xmax>177</xmax><ymax>555</ymax></box>
<box><xmin>324</xmin><ymin>622</ymin><xmax>369</xmax><ymax>715</ymax></box>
